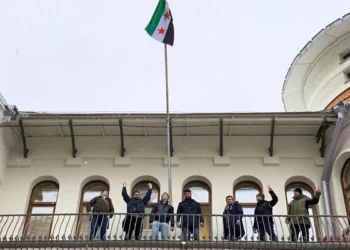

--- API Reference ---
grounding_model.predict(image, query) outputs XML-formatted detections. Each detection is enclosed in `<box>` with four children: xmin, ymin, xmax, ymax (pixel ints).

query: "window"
<box><xmin>341</xmin><ymin>159</ymin><xmax>350</xmax><ymax>216</ymax></box>
<box><xmin>132</xmin><ymin>181</ymin><xmax>160</xmax><ymax>237</ymax></box>
<box><xmin>233</xmin><ymin>181</ymin><xmax>261</xmax><ymax>240</ymax></box>
<box><xmin>24</xmin><ymin>181</ymin><xmax>59</xmax><ymax>240</ymax></box>
<box><xmin>183</xmin><ymin>181</ymin><xmax>211</xmax><ymax>240</ymax></box>
<box><xmin>76</xmin><ymin>181</ymin><xmax>109</xmax><ymax>240</ymax></box>
<box><xmin>285</xmin><ymin>182</ymin><xmax>319</xmax><ymax>241</ymax></box>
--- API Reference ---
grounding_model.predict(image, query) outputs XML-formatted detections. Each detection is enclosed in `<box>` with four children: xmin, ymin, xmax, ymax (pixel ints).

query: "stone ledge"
<box><xmin>263</xmin><ymin>156</ymin><xmax>280</xmax><ymax>166</ymax></box>
<box><xmin>163</xmin><ymin>156</ymin><xmax>180</xmax><ymax>167</ymax></box>
<box><xmin>213</xmin><ymin>156</ymin><xmax>230</xmax><ymax>166</ymax></box>
<box><xmin>114</xmin><ymin>157</ymin><xmax>131</xmax><ymax>167</ymax></box>
<box><xmin>314</xmin><ymin>157</ymin><xmax>325</xmax><ymax>167</ymax></box>
<box><xmin>65</xmin><ymin>157</ymin><xmax>82</xmax><ymax>167</ymax></box>
<box><xmin>7</xmin><ymin>158</ymin><xmax>31</xmax><ymax>168</ymax></box>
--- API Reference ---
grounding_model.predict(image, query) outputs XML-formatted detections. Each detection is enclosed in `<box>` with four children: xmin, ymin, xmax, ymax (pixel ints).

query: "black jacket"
<box><xmin>176</xmin><ymin>198</ymin><xmax>203</xmax><ymax>227</ymax></box>
<box><xmin>122</xmin><ymin>187</ymin><xmax>152</xmax><ymax>213</ymax></box>
<box><xmin>149</xmin><ymin>201</ymin><xmax>175</xmax><ymax>227</ymax></box>
<box><xmin>86</xmin><ymin>196</ymin><xmax>115</xmax><ymax>218</ymax></box>
<box><xmin>253</xmin><ymin>190</ymin><xmax>278</xmax><ymax>227</ymax></box>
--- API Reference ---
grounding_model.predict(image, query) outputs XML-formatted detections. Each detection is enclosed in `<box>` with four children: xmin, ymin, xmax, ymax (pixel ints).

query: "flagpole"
<box><xmin>164</xmin><ymin>43</ymin><xmax>173</xmax><ymax>205</ymax></box>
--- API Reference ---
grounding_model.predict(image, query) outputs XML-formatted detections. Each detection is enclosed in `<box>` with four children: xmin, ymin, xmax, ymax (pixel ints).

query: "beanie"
<box><xmin>294</xmin><ymin>188</ymin><xmax>303</xmax><ymax>195</ymax></box>
<box><xmin>256</xmin><ymin>193</ymin><xmax>265</xmax><ymax>200</ymax></box>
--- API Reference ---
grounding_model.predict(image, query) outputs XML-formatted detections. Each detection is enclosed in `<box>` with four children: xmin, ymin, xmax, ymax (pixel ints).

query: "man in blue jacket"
<box><xmin>223</xmin><ymin>195</ymin><xmax>245</xmax><ymax>241</ymax></box>
<box><xmin>176</xmin><ymin>189</ymin><xmax>204</xmax><ymax>241</ymax></box>
<box><xmin>122</xmin><ymin>182</ymin><xmax>152</xmax><ymax>240</ymax></box>
<box><xmin>253</xmin><ymin>185</ymin><xmax>278</xmax><ymax>241</ymax></box>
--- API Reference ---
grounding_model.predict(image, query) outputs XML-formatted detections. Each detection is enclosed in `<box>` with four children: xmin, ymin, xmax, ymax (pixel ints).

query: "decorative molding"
<box><xmin>314</xmin><ymin>157</ymin><xmax>325</xmax><ymax>167</ymax></box>
<box><xmin>213</xmin><ymin>156</ymin><xmax>230</xmax><ymax>167</ymax></box>
<box><xmin>163</xmin><ymin>156</ymin><xmax>180</xmax><ymax>167</ymax></box>
<box><xmin>65</xmin><ymin>157</ymin><xmax>82</xmax><ymax>167</ymax></box>
<box><xmin>114</xmin><ymin>157</ymin><xmax>131</xmax><ymax>167</ymax></box>
<box><xmin>7</xmin><ymin>158</ymin><xmax>31</xmax><ymax>168</ymax></box>
<box><xmin>263</xmin><ymin>156</ymin><xmax>280</xmax><ymax>166</ymax></box>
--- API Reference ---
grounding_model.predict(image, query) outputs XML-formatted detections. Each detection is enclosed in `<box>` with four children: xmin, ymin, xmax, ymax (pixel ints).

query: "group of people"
<box><xmin>86</xmin><ymin>182</ymin><xmax>321</xmax><ymax>242</ymax></box>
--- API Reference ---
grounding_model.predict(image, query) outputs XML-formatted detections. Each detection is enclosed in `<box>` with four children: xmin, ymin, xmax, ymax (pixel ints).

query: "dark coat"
<box><xmin>223</xmin><ymin>201</ymin><xmax>245</xmax><ymax>236</ymax></box>
<box><xmin>86</xmin><ymin>196</ymin><xmax>115</xmax><ymax>218</ymax></box>
<box><xmin>176</xmin><ymin>198</ymin><xmax>203</xmax><ymax>228</ymax></box>
<box><xmin>253</xmin><ymin>190</ymin><xmax>278</xmax><ymax>228</ymax></box>
<box><xmin>122</xmin><ymin>187</ymin><xmax>152</xmax><ymax>213</ymax></box>
<box><xmin>149</xmin><ymin>201</ymin><xmax>175</xmax><ymax>227</ymax></box>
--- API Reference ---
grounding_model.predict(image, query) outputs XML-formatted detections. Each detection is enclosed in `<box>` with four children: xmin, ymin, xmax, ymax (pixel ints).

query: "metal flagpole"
<box><xmin>164</xmin><ymin>43</ymin><xmax>173</xmax><ymax>205</ymax></box>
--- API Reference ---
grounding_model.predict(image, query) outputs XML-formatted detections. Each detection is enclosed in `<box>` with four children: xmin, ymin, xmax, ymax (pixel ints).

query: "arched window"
<box><xmin>341</xmin><ymin>159</ymin><xmax>350</xmax><ymax>215</ymax></box>
<box><xmin>233</xmin><ymin>181</ymin><xmax>261</xmax><ymax>240</ymax></box>
<box><xmin>77</xmin><ymin>180</ymin><xmax>109</xmax><ymax>239</ymax></box>
<box><xmin>285</xmin><ymin>182</ymin><xmax>319</xmax><ymax>241</ymax></box>
<box><xmin>24</xmin><ymin>181</ymin><xmax>59</xmax><ymax>239</ymax></box>
<box><xmin>183</xmin><ymin>181</ymin><xmax>211</xmax><ymax>240</ymax></box>
<box><xmin>132</xmin><ymin>181</ymin><xmax>160</xmax><ymax>235</ymax></box>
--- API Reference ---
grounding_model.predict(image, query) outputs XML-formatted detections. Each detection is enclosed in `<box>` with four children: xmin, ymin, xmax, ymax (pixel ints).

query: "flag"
<box><xmin>145</xmin><ymin>0</ymin><xmax>174</xmax><ymax>46</ymax></box>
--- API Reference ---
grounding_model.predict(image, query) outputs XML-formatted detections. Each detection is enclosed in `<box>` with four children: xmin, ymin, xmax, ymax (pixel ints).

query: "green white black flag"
<box><xmin>145</xmin><ymin>0</ymin><xmax>174</xmax><ymax>46</ymax></box>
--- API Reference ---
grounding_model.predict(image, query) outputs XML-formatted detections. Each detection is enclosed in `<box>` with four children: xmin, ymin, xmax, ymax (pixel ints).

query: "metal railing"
<box><xmin>0</xmin><ymin>213</ymin><xmax>349</xmax><ymax>249</ymax></box>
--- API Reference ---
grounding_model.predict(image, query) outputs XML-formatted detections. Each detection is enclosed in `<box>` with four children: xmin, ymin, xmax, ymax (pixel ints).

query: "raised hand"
<box><xmin>122</xmin><ymin>182</ymin><xmax>127</xmax><ymax>187</ymax></box>
<box><xmin>316</xmin><ymin>185</ymin><xmax>321</xmax><ymax>193</ymax></box>
<box><xmin>148</xmin><ymin>183</ymin><xmax>153</xmax><ymax>189</ymax></box>
<box><xmin>267</xmin><ymin>184</ymin><xmax>272</xmax><ymax>192</ymax></box>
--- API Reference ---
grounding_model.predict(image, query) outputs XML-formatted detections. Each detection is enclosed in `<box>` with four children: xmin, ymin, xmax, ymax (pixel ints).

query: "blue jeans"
<box><xmin>89</xmin><ymin>214</ymin><xmax>109</xmax><ymax>240</ymax></box>
<box><xmin>151</xmin><ymin>221</ymin><xmax>169</xmax><ymax>240</ymax></box>
<box><xmin>182</xmin><ymin>226</ymin><xmax>199</xmax><ymax>241</ymax></box>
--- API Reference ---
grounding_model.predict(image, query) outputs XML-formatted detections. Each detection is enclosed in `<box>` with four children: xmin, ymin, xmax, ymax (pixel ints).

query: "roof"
<box><xmin>2</xmin><ymin>111</ymin><xmax>336</xmax><ymax>137</ymax></box>
<box><xmin>282</xmin><ymin>12</ymin><xmax>350</xmax><ymax>111</ymax></box>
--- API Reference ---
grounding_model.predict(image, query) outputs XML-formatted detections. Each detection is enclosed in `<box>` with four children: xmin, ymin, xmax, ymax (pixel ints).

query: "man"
<box><xmin>223</xmin><ymin>195</ymin><xmax>245</xmax><ymax>241</ymax></box>
<box><xmin>253</xmin><ymin>185</ymin><xmax>278</xmax><ymax>242</ymax></box>
<box><xmin>122</xmin><ymin>182</ymin><xmax>152</xmax><ymax>240</ymax></box>
<box><xmin>86</xmin><ymin>189</ymin><xmax>114</xmax><ymax>241</ymax></box>
<box><xmin>286</xmin><ymin>186</ymin><xmax>321</xmax><ymax>242</ymax></box>
<box><xmin>149</xmin><ymin>192</ymin><xmax>175</xmax><ymax>240</ymax></box>
<box><xmin>176</xmin><ymin>189</ymin><xmax>204</xmax><ymax>241</ymax></box>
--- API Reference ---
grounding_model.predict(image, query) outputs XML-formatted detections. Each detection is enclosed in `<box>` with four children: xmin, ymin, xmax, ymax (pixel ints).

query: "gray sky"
<box><xmin>1</xmin><ymin>0</ymin><xmax>350</xmax><ymax>113</ymax></box>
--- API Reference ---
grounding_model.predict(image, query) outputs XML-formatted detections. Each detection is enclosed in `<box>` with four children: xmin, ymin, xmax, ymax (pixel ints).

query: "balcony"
<box><xmin>0</xmin><ymin>213</ymin><xmax>349</xmax><ymax>249</ymax></box>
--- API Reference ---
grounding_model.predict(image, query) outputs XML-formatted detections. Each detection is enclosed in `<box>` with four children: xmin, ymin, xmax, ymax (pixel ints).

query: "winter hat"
<box><xmin>294</xmin><ymin>188</ymin><xmax>303</xmax><ymax>195</ymax></box>
<box><xmin>256</xmin><ymin>193</ymin><xmax>265</xmax><ymax>199</ymax></box>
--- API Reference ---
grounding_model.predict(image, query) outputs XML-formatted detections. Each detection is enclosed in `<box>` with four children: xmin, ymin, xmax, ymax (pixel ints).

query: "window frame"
<box><xmin>233</xmin><ymin>181</ymin><xmax>262</xmax><ymax>208</ymax></box>
<box><xmin>76</xmin><ymin>180</ymin><xmax>109</xmax><ymax>238</ymax></box>
<box><xmin>285</xmin><ymin>182</ymin><xmax>320</xmax><ymax>239</ymax></box>
<box><xmin>132</xmin><ymin>181</ymin><xmax>160</xmax><ymax>208</ymax></box>
<box><xmin>24</xmin><ymin>181</ymin><xmax>59</xmax><ymax>238</ymax></box>
<box><xmin>341</xmin><ymin>159</ymin><xmax>350</xmax><ymax>216</ymax></box>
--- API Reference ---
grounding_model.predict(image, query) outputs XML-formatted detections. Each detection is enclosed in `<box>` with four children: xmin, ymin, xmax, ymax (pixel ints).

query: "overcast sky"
<box><xmin>1</xmin><ymin>0</ymin><xmax>350</xmax><ymax>113</ymax></box>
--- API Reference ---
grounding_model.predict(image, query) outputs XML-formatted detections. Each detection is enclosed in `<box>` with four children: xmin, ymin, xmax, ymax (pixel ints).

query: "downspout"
<box><xmin>321</xmin><ymin>101</ymin><xmax>350</xmax><ymax>238</ymax></box>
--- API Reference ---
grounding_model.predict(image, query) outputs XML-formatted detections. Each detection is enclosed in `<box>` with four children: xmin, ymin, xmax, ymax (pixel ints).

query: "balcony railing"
<box><xmin>0</xmin><ymin>213</ymin><xmax>349</xmax><ymax>249</ymax></box>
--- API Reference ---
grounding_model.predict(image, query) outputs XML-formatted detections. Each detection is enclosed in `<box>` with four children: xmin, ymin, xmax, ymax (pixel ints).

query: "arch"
<box><xmin>79</xmin><ymin>175</ymin><xmax>110</xmax><ymax>193</ymax></box>
<box><xmin>24</xmin><ymin>180</ymin><xmax>60</xmax><ymax>238</ymax></box>
<box><xmin>182</xmin><ymin>179</ymin><xmax>212</xmax><ymax>240</ymax></box>
<box><xmin>341</xmin><ymin>158</ymin><xmax>350</xmax><ymax>215</ymax></box>
<box><xmin>182</xmin><ymin>175</ymin><xmax>212</xmax><ymax>190</ymax></box>
<box><xmin>131</xmin><ymin>179</ymin><xmax>161</xmax><ymax>234</ymax></box>
<box><xmin>284</xmin><ymin>176</ymin><xmax>316</xmax><ymax>191</ymax></box>
<box><xmin>233</xmin><ymin>175</ymin><xmax>263</xmax><ymax>192</ymax></box>
<box><xmin>76</xmin><ymin>179</ymin><xmax>110</xmax><ymax>238</ymax></box>
<box><xmin>285</xmin><ymin>181</ymin><xmax>320</xmax><ymax>241</ymax></box>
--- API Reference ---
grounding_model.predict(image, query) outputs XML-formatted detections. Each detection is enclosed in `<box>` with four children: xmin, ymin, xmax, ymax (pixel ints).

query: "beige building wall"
<box><xmin>0</xmin><ymin>135</ymin><xmax>326</xmax><ymax>215</ymax></box>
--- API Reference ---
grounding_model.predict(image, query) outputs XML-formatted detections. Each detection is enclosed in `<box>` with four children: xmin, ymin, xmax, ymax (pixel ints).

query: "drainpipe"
<box><xmin>321</xmin><ymin>101</ymin><xmax>350</xmax><ymax>238</ymax></box>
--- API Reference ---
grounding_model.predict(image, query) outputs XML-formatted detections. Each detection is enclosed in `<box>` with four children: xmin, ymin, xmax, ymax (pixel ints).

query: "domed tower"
<box><xmin>282</xmin><ymin>13</ymin><xmax>350</xmax><ymax>111</ymax></box>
